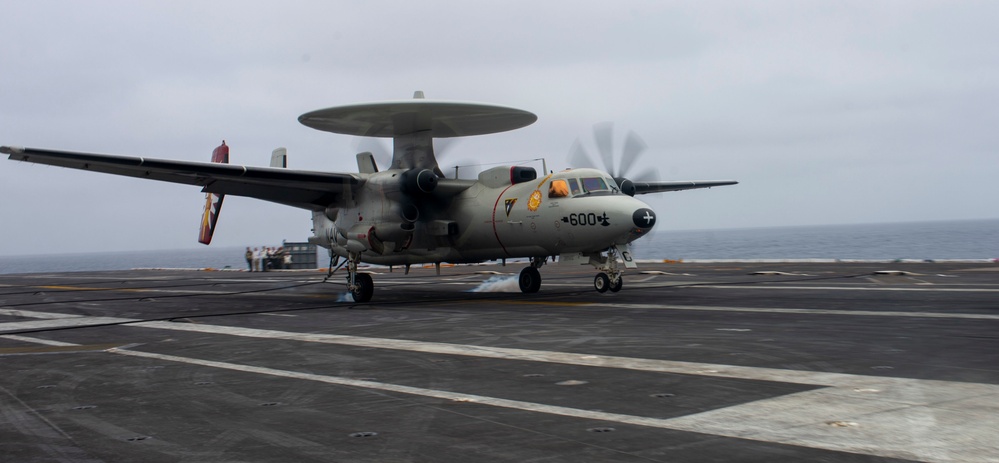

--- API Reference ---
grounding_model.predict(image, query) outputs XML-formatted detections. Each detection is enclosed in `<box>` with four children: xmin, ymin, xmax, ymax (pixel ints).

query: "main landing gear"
<box><xmin>345</xmin><ymin>251</ymin><xmax>374</xmax><ymax>303</ymax></box>
<box><xmin>518</xmin><ymin>257</ymin><xmax>546</xmax><ymax>293</ymax></box>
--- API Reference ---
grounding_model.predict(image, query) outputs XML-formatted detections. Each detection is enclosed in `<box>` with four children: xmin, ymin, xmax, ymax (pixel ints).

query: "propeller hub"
<box><xmin>614</xmin><ymin>177</ymin><xmax>636</xmax><ymax>196</ymax></box>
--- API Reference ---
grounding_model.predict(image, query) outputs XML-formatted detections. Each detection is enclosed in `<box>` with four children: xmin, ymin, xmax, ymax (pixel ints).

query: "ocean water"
<box><xmin>0</xmin><ymin>246</ymin><xmax>256</xmax><ymax>275</ymax></box>
<box><xmin>634</xmin><ymin>218</ymin><xmax>999</xmax><ymax>261</ymax></box>
<box><xmin>0</xmin><ymin>219</ymin><xmax>995</xmax><ymax>275</ymax></box>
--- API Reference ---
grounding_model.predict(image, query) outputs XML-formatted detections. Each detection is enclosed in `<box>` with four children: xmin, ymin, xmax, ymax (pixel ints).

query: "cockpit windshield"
<box><xmin>549</xmin><ymin>175</ymin><xmax>616</xmax><ymax>198</ymax></box>
<box><xmin>568</xmin><ymin>178</ymin><xmax>581</xmax><ymax>196</ymax></box>
<box><xmin>580</xmin><ymin>177</ymin><xmax>610</xmax><ymax>193</ymax></box>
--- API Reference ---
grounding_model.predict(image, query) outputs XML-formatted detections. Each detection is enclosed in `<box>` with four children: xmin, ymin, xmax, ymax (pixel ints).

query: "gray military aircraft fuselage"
<box><xmin>314</xmin><ymin>162</ymin><xmax>656</xmax><ymax>268</ymax></box>
<box><xmin>2</xmin><ymin>93</ymin><xmax>736</xmax><ymax>302</ymax></box>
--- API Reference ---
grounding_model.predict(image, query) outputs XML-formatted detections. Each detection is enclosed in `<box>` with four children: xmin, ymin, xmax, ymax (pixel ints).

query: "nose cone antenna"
<box><xmin>632</xmin><ymin>208</ymin><xmax>657</xmax><ymax>230</ymax></box>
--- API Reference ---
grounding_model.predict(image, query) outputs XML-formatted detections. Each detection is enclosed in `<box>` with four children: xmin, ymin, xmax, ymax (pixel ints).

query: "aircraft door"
<box><xmin>492</xmin><ymin>180</ymin><xmax>563</xmax><ymax>256</ymax></box>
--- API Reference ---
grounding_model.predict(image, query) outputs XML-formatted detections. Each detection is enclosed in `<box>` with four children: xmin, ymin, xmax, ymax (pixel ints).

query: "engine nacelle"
<box><xmin>367</xmin><ymin>168</ymin><xmax>439</xmax><ymax>200</ymax></box>
<box><xmin>397</xmin><ymin>202</ymin><xmax>420</xmax><ymax>223</ymax></box>
<box><xmin>340</xmin><ymin>223</ymin><xmax>413</xmax><ymax>255</ymax></box>
<box><xmin>614</xmin><ymin>177</ymin><xmax>636</xmax><ymax>196</ymax></box>
<box><xmin>401</xmin><ymin>168</ymin><xmax>438</xmax><ymax>195</ymax></box>
<box><xmin>340</xmin><ymin>224</ymin><xmax>373</xmax><ymax>253</ymax></box>
<box><xmin>373</xmin><ymin>222</ymin><xmax>414</xmax><ymax>243</ymax></box>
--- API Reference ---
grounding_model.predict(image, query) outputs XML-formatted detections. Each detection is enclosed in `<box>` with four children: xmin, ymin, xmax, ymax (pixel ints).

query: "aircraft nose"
<box><xmin>632</xmin><ymin>208</ymin><xmax>657</xmax><ymax>230</ymax></box>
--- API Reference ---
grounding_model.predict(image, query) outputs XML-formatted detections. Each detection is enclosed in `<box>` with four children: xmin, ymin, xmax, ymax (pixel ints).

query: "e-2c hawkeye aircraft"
<box><xmin>2</xmin><ymin>92</ymin><xmax>736</xmax><ymax>302</ymax></box>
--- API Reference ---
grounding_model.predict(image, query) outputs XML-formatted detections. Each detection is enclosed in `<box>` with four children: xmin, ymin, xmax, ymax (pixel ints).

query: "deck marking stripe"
<box><xmin>135</xmin><ymin>320</ymin><xmax>843</xmax><ymax>385</ymax></box>
<box><xmin>125</xmin><ymin>321</ymin><xmax>951</xmax><ymax>388</ymax></box>
<box><xmin>1</xmin><ymin>334</ymin><xmax>79</xmax><ymax>347</ymax></box>
<box><xmin>4</xmin><ymin>333</ymin><xmax>996</xmax><ymax>462</ymax></box>
<box><xmin>110</xmin><ymin>348</ymin><xmax>694</xmax><ymax>427</ymax></box>
<box><xmin>0</xmin><ymin>308</ymin><xmax>85</xmax><ymax>319</ymax></box>
<box><xmin>85</xmin><ymin>350</ymin><xmax>999</xmax><ymax>463</ymax></box>
<box><xmin>691</xmin><ymin>285</ymin><xmax>999</xmax><ymax>293</ymax></box>
<box><xmin>595</xmin><ymin>303</ymin><xmax>999</xmax><ymax>320</ymax></box>
<box><xmin>0</xmin><ymin>316</ymin><xmax>137</xmax><ymax>332</ymax></box>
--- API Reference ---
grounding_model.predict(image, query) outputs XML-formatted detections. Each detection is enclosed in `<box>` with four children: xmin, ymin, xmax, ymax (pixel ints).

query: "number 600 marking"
<box><xmin>568</xmin><ymin>213</ymin><xmax>598</xmax><ymax>226</ymax></box>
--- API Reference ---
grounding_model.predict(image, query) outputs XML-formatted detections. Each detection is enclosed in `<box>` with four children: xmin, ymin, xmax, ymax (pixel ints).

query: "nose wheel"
<box><xmin>594</xmin><ymin>272</ymin><xmax>623</xmax><ymax>293</ymax></box>
<box><xmin>610</xmin><ymin>275</ymin><xmax>623</xmax><ymax>292</ymax></box>
<box><xmin>594</xmin><ymin>273</ymin><xmax>609</xmax><ymax>292</ymax></box>
<box><xmin>589</xmin><ymin>245</ymin><xmax>629</xmax><ymax>294</ymax></box>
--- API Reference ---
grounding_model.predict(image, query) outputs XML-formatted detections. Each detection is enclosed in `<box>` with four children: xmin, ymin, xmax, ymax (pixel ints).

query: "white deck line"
<box><xmin>3</xmin><ymin>310</ymin><xmax>997</xmax><ymax>462</ymax></box>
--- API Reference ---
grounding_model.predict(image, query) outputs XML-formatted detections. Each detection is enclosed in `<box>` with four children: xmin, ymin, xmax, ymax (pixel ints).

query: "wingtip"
<box><xmin>1</xmin><ymin>146</ymin><xmax>24</xmax><ymax>155</ymax></box>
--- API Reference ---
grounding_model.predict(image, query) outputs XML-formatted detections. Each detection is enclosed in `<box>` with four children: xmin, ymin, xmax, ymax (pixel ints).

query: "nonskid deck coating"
<box><xmin>0</xmin><ymin>261</ymin><xmax>997</xmax><ymax>462</ymax></box>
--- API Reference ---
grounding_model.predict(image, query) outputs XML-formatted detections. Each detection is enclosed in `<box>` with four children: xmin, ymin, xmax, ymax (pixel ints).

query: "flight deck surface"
<box><xmin>1</xmin><ymin>261</ymin><xmax>997</xmax><ymax>462</ymax></box>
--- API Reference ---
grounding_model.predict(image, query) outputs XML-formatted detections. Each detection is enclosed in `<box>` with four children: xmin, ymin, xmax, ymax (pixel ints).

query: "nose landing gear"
<box><xmin>591</xmin><ymin>245</ymin><xmax>631</xmax><ymax>293</ymax></box>
<box><xmin>594</xmin><ymin>272</ymin><xmax>623</xmax><ymax>293</ymax></box>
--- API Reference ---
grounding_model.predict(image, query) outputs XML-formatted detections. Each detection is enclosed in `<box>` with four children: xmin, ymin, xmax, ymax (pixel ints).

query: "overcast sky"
<box><xmin>1</xmin><ymin>1</ymin><xmax>997</xmax><ymax>256</ymax></box>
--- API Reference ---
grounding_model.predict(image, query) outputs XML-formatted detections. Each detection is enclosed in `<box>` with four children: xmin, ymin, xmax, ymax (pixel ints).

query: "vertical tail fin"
<box><xmin>198</xmin><ymin>141</ymin><xmax>229</xmax><ymax>245</ymax></box>
<box><xmin>270</xmin><ymin>147</ymin><xmax>287</xmax><ymax>168</ymax></box>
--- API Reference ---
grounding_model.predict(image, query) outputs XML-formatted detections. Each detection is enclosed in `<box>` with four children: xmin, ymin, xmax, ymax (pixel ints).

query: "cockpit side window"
<box><xmin>549</xmin><ymin>179</ymin><xmax>570</xmax><ymax>198</ymax></box>
<box><xmin>581</xmin><ymin>177</ymin><xmax>608</xmax><ymax>193</ymax></box>
<box><xmin>567</xmin><ymin>178</ymin><xmax>581</xmax><ymax>196</ymax></box>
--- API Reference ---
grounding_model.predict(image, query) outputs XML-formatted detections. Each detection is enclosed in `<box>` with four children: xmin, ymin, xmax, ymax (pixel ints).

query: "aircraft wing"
<box><xmin>2</xmin><ymin>146</ymin><xmax>360</xmax><ymax>210</ymax></box>
<box><xmin>633</xmin><ymin>180</ymin><xmax>738</xmax><ymax>195</ymax></box>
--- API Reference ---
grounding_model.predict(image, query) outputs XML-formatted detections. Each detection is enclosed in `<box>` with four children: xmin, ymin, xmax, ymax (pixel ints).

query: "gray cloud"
<box><xmin>2</xmin><ymin>0</ymin><xmax>997</xmax><ymax>255</ymax></box>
